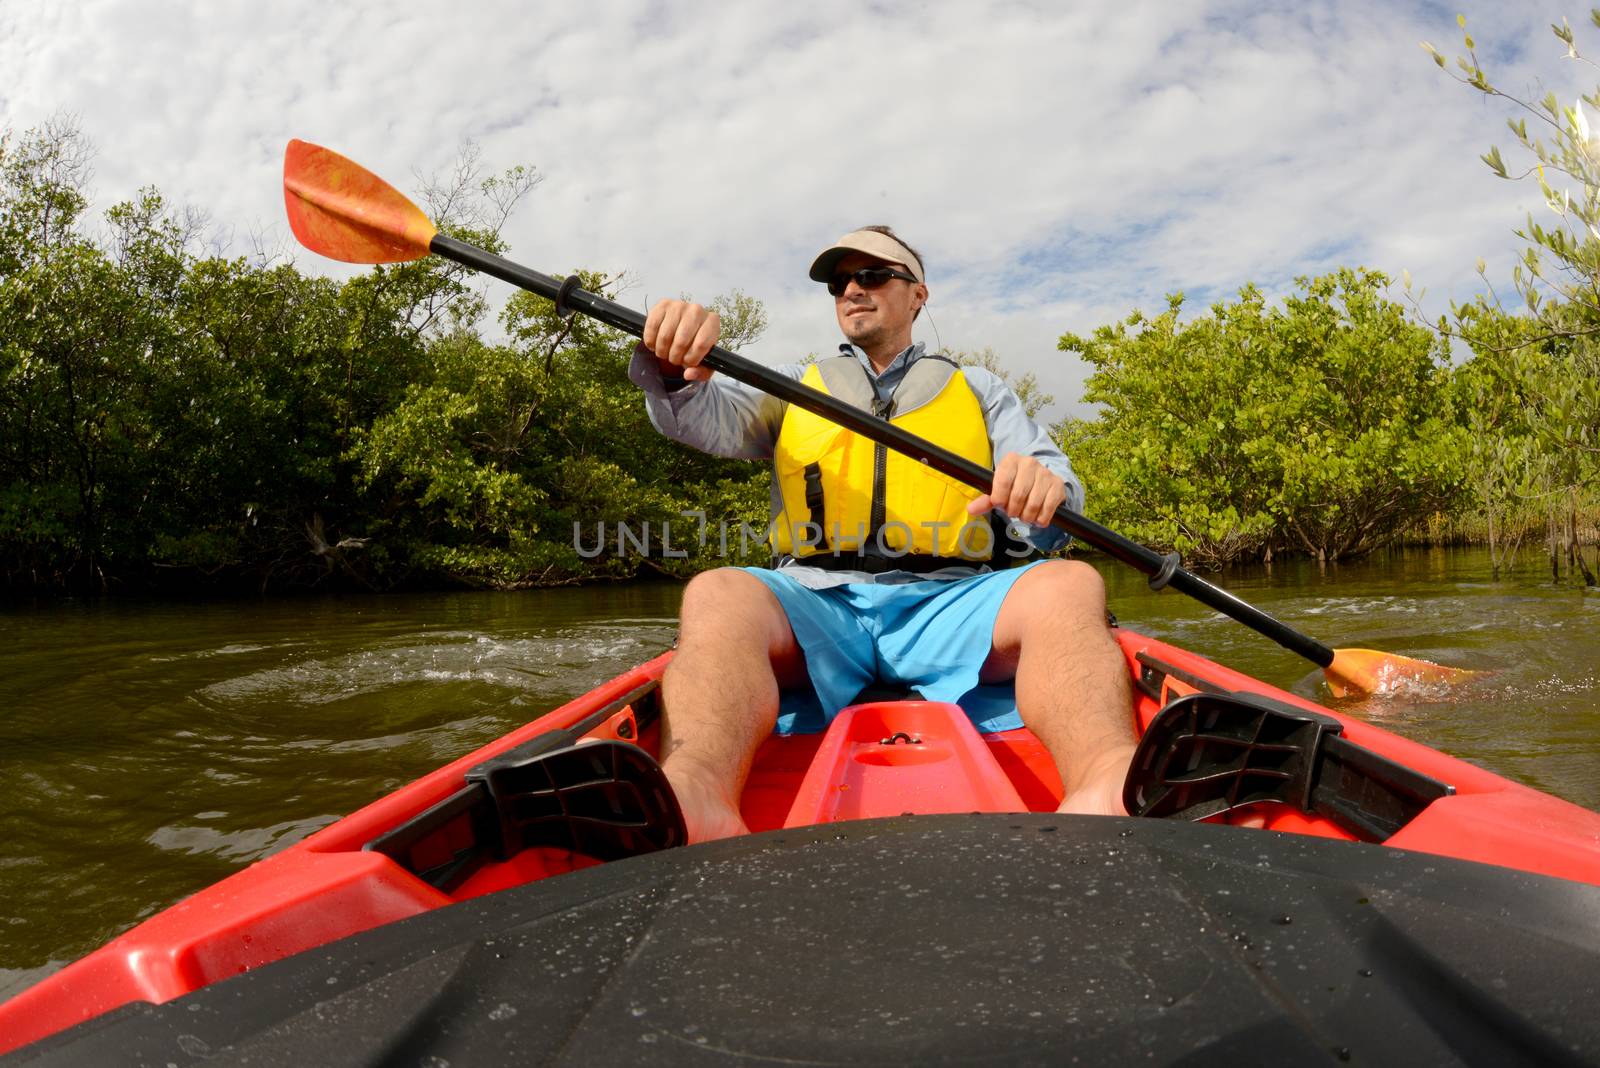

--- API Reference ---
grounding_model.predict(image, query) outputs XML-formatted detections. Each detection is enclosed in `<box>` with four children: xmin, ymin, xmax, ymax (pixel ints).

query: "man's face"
<box><xmin>831</xmin><ymin>251</ymin><xmax>928</xmax><ymax>352</ymax></box>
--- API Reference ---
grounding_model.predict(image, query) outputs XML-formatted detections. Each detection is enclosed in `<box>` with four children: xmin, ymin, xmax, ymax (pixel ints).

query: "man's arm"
<box><xmin>628</xmin><ymin>346</ymin><xmax>799</xmax><ymax>459</ymax></box>
<box><xmin>628</xmin><ymin>298</ymin><xmax>804</xmax><ymax>460</ymax></box>
<box><xmin>961</xmin><ymin>366</ymin><xmax>1082</xmax><ymax>551</ymax></box>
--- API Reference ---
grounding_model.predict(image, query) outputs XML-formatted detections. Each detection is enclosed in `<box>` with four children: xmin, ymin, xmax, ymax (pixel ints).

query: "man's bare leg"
<box><xmin>985</xmin><ymin>560</ymin><xmax>1136</xmax><ymax>815</ymax></box>
<box><xmin>660</xmin><ymin>567</ymin><xmax>807</xmax><ymax>843</ymax></box>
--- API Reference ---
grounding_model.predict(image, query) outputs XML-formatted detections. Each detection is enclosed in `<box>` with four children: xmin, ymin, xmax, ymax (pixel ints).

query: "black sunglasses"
<box><xmin>827</xmin><ymin>266</ymin><xmax>918</xmax><ymax>296</ymax></box>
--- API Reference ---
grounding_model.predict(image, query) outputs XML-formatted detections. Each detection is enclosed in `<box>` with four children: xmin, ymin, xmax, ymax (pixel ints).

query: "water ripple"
<box><xmin>146</xmin><ymin>815</ymin><xmax>341</xmax><ymax>862</ymax></box>
<box><xmin>196</xmin><ymin>626</ymin><xmax>667</xmax><ymax>706</ymax></box>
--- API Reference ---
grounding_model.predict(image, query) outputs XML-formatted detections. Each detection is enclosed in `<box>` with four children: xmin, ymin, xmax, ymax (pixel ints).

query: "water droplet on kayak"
<box><xmin>177</xmin><ymin>1035</ymin><xmax>213</xmax><ymax>1057</ymax></box>
<box><xmin>1358</xmin><ymin>968</ymin><xmax>1373</xmax><ymax>978</ymax></box>
<box><xmin>1273</xmin><ymin>914</ymin><xmax>1293</xmax><ymax>925</ymax></box>
<box><xmin>1117</xmin><ymin>828</ymin><xmax>1133</xmax><ymax>837</ymax></box>
<box><xmin>1334</xmin><ymin>1047</ymin><xmax>1352</xmax><ymax>1061</ymax></box>
<box><xmin>1039</xmin><ymin>825</ymin><xmax>1056</xmax><ymax>833</ymax></box>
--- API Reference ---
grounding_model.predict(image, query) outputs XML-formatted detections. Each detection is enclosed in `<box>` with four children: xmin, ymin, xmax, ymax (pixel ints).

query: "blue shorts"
<box><xmin>743</xmin><ymin>562</ymin><xmax>1043</xmax><ymax>735</ymax></box>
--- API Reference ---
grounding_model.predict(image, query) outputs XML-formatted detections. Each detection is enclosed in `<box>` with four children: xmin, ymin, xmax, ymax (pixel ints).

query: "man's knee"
<box><xmin>682</xmin><ymin>567</ymin><xmax>774</xmax><ymax>616</ymax></box>
<box><xmin>992</xmin><ymin>560</ymin><xmax>1109</xmax><ymax>654</ymax></box>
<box><xmin>988</xmin><ymin>560</ymin><xmax>1114</xmax><ymax>680</ymax></box>
<box><xmin>675</xmin><ymin>568</ymin><xmax>805</xmax><ymax>685</ymax></box>
<box><xmin>1012</xmin><ymin>559</ymin><xmax>1108</xmax><ymax>617</ymax></box>
<box><xmin>679</xmin><ymin>568</ymin><xmax>788</xmax><ymax>642</ymax></box>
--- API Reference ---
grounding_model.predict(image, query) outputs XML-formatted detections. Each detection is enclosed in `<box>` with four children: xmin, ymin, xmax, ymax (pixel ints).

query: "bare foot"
<box><xmin>663</xmin><ymin>764</ymin><xmax>751</xmax><ymax>844</ymax></box>
<box><xmin>1056</xmin><ymin>744</ymin><xmax>1138</xmax><ymax>817</ymax></box>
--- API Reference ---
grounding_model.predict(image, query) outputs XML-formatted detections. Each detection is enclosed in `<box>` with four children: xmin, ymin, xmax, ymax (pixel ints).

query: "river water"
<box><xmin>2</xmin><ymin>546</ymin><xmax>1597</xmax><ymax>1001</ymax></box>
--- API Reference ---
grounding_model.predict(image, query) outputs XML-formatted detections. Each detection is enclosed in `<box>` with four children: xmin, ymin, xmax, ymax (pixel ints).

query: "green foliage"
<box><xmin>0</xmin><ymin>116</ymin><xmax>777</xmax><ymax>594</ymax></box>
<box><xmin>707</xmin><ymin>289</ymin><xmax>768</xmax><ymax>352</ymax></box>
<box><xmin>0</xmin><ymin>119</ymin><xmax>191</xmax><ymax>587</ymax></box>
<box><xmin>1058</xmin><ymin>269</ymin><xmax>1468</xmax><ymax>567</ymax></box>
<box><xmin>349</xmin><ymin>272</ymin><xmax>770</xmax><ymax>588</ymax></box>
<box><xmin>1428</xmin><ymin>13</ymin><xmax>1600</xmax><ymax>580</ymax></box>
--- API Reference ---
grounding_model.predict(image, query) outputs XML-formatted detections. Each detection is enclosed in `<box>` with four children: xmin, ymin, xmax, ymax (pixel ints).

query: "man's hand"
<box><xmin>642</xmin><ymin>299</ymin><xmax>720</xmax><ymax>382</ymax></box>
<box><xmin>966</xmin><ymin>452</ymin><xmax>1066</xmax><ymax>527</ymax></box>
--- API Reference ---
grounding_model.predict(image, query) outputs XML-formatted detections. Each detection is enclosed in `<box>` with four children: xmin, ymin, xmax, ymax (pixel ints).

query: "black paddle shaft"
<box><xmin>430</xmin><ymin>234</ymin><xmax>1337</xmax><ymax>670</ymax></box>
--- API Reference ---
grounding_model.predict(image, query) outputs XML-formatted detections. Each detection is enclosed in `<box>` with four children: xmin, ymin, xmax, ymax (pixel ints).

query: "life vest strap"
<box><xmin>802</xmin><ymin>462</ymin><xmax>827</xmax><ymax>549</ymax></box>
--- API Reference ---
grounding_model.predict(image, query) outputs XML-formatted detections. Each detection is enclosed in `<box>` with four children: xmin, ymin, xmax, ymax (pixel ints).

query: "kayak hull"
<box><xmin>3</xmin><ymin>628</ymin><xmax>1600</xmax><ymax>1057</ymax></box>
<box><xmin>13</xmin><ymin>814</ymin><xmax>1600</xmax><ymax>1066</ymax></box>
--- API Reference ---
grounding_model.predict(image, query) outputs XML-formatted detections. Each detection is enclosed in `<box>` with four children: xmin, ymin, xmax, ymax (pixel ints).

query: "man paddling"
<box><xmin>630</xmin><ymin>226</ymin><xmax>1135</xmax><ymax>842</ymax></box>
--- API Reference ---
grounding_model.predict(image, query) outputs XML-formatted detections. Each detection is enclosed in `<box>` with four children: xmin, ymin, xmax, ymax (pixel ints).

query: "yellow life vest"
<box><xmin>769</xmin><ymin>354</ymin><xmax>996</xmax><ymax>562</ymax></box>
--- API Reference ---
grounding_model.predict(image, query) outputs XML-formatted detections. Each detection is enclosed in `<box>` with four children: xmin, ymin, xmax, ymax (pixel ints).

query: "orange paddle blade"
<box><xmin>1324</xmin><ymin>648</ymin><xmax>1479</xmax><ymax>698</ymax></box>
<box><xmin>283</xmin><ymin>140</ymin><xmax>437</xmax><ymax>264</ymax></box>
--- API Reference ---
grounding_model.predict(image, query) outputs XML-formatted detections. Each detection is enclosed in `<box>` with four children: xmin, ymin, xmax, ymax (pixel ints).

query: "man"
<box><xmin>629</xmin><ymin>226</ymin><xmax>1134</xmax><ymax>842</ymax></box>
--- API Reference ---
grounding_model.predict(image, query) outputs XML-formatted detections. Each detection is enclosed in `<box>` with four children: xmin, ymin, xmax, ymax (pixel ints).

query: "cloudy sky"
<box><xmin>0</xmin><ymin>1</ymin><xmax>1588</xmax><ymax>417</ymax></box>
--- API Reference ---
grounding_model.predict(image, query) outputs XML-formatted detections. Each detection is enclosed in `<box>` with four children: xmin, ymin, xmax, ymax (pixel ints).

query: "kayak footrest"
<box><xmin>1124</xmin><ymin>691</ymin><xmax>1454</xmax><ymax>842</ymax></box>
<box><xmin>467</xmin><ymin>740</ymin><xmax>685</xmax><ymax>861</ymax></box>
<box><xmin>365</xmin><ymin>681</ymin><xmax>684</xmax><ymax>891</ymax></box>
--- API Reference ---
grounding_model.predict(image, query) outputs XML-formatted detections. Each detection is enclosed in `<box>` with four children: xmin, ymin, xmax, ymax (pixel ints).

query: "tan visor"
<box><xmin>809</xmin><ymin>229</ymin><xmax>925</xmax><ymax>284</ymax></box>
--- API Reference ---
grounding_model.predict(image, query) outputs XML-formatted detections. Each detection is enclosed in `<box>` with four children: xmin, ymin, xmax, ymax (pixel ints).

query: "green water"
<box><xmin>2</xmin><ymin>547</ymin><xmax>1597</xmax><ymax>1000</ymax></box>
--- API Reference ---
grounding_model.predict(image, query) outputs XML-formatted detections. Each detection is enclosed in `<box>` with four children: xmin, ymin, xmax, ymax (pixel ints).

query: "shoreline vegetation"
<box><xmin>6</xmin><ymin>17</ymin><xmax>1600</xmax><ymax>597</ymax></box>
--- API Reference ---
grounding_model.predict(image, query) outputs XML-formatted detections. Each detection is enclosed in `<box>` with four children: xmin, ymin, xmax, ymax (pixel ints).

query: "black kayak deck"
<box><xmin>11</xmin><ymin>814</ymin><xmax>1600</xmax><ymax>1066</ymax></box>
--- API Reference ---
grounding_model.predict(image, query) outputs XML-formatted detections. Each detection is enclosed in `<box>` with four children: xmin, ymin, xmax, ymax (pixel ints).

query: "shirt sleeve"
<box><xmin>962</xmin><ymin>366</ymin><xmax>1083</xmax><ymax>552</ymax></box>
<box><xmin>627</xmin><ymin>345</ymin><xmax>804</xmax><ymax>460</ymax></box>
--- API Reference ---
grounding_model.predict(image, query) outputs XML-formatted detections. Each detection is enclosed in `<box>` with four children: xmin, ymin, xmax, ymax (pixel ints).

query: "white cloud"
<box><xmin>0</xmin><ymin>1</ymin><xmax>1588</xmax><ymax>418</ymax></box>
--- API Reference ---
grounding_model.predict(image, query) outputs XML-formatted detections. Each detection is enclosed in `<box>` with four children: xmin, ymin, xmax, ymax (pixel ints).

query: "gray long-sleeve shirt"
<box><xmin>628</xmin><ymin>341</ymin><xmax>1082</xmax><ymax>588</ymax></box>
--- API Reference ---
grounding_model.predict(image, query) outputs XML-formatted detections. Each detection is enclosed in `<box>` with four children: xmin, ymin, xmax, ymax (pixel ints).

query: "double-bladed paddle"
<box><xmin>281</xmin><ymin>139</ymin><xmax>1474</xmax><ymax>698</ymax></box>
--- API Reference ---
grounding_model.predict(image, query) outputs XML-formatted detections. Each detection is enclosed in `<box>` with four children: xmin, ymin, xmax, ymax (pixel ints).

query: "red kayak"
<box><xmin>4</xmin><ymin>627</ymin><xmax>1600</xmax><ymax>1061</ymax></box>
